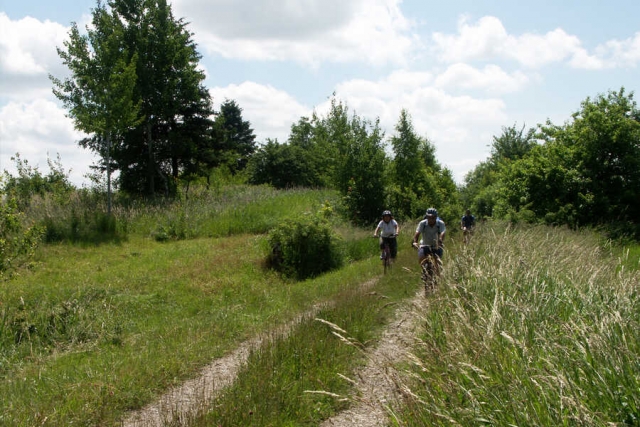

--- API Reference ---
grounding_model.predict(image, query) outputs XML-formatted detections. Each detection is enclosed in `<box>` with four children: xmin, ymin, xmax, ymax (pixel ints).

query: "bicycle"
<box><xmin>413</xmin><ymin>243</ymin><xmax>443</xmax><ymax>296</ymax></box>
<box><xmin>377</xmin><ymin>235</ymin><xmax>397</xmax><ymax>274</ymax></box>
<box><xmin>462</xmin><ymin>226</ymin><xmax>474</xmax><ymax>245</ymax></box>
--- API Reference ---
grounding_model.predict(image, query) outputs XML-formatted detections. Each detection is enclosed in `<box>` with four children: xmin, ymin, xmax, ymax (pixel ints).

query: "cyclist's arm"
<box><xmin>373</xmin><ymin>224</ymin><xmax>381</xmax><ymax>237</ymax></box>
<box><xmin>412</xmin><ymin>230</ymin><xmax>420</xmax><ymax>247</ymax></box>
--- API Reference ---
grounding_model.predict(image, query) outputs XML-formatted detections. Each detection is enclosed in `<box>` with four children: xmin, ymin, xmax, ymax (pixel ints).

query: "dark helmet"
<box><xmin>425</xmin><ymin>208</ymin><xmax>438</xmax><ymax>218</ymax></box>
<box><xmin>382</xmin><ymin>210</ymin><xmax>392</xmax><ymax>217</ymax></box>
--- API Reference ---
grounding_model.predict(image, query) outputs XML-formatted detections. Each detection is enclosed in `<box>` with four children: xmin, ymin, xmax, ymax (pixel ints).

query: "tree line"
<box><xmin>46</xmin><ymin>0</ymin><xmax>459</xmax><ymax>225</ymax></box>
<box><xmin>50</xmin><ymin>0</ymin><xmax>256</xmax><ymax>196</ymax></box>
<box><xmin>44</xmin><ymin>0</ymin><xmax>640</xmax><ymax>237</ymax></box>
<box><xmin>462</xmin><ymin>88</ymin><xmax>640</xmax><ymax>239</ymax></box>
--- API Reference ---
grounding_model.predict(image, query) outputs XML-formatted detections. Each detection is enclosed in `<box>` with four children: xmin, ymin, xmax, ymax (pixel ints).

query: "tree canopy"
<box><xmin>52</xmin><ymin>0</ymin><xmax>214</xmax><ymax>196</ymax></box>
<box><xmin>462</xmin><ymin>88</ymin><xmax>640</xmax><ymax>238</ymax></box>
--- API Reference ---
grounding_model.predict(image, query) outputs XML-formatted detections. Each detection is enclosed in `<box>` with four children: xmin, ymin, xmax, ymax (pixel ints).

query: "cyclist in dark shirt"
<box><xmin>461</xmin><ymin>209</ymin><xmax>475</xmax><ymax>244</ymax></box>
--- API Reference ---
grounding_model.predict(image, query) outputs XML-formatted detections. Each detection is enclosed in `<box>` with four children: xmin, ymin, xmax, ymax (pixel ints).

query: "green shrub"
<box><xmin>0</xmin><ymin>197</ymin><xmax>44</xmax><ymax>278</ymax></box>
<box><xmin>267</xmin><ymin>214</ymin><xmax>344</xmax><ymax>279</ymax></box>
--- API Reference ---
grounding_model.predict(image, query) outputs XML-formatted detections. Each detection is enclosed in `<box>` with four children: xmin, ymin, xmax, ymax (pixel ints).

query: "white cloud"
<box><xmin>173</xmin><ymin>0</ymin><xmax>416</xmax><ymax>66</ymax></box>
<box><xmin>0</xmin><ymin>13</ymin><xmax>70</xmax><ymax>100</ymax></box>
<box><xmin>432</xmin><ymin>15</ymin><xmax>508</xmax><ymax>63</ymax></box>
<box><xmin>0</xmin><ymin>99</ymin><xmax>95</xmax><ymax>186</ymax></box>
<box><xmin>435</xmin><ymin>63</ymin><xmax>530</xmax><ymax>94</ymax></box>
<box><xmin>590</xmin><ymin>31</ymin><xmax>640</xmax><ymax>68</ymax></box>
<box><xmin>174</xmin><ymin>0</ymin><xmax>357</xmax><ymax>39</ymax></box>
<box><xmin>210</xmin><ymin>81</ymin><xmax>310</xmax><ymax>143</ymax></box>
<box><xmin>430</xmin><ymin>15</ymin><xmax>631</xmax><ymax>70</ymax></box>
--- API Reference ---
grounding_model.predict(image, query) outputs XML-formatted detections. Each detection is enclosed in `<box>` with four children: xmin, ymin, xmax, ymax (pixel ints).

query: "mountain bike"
<box><xmin>462</xmin><ymin>226</ymin><xmax>474</xmax><ymax>245</ymax></box>
<box><xmin>377</xmin><ymin>235</ymin><xmax>397</xmax><ymax>274</ymax></box>
<box><xmin>413</xmin><ymin>244</ymin><xmax>442</xmax><ymax>296</ymax></box>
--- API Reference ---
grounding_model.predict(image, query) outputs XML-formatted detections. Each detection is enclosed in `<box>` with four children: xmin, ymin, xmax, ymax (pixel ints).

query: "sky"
<box><xmin>1</xmin><ymin>0</ymin><xmax>639</xmax><ymax>187</ymax></box>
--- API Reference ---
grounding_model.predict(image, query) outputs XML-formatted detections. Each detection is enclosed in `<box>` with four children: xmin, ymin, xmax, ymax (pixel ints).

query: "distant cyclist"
<box><xmin>461</xmin><ymin>209</ymin><xmax>475</xmax><ymax>244</ymax></box>
<box><xmin>374</xmin><ymin>210</ymin><xmax>399</xmax><ymax>260</ymax></box>
<box><xmin>412</xmin><ymin>207</ymin><xmax>446</xmax><ymax>263</ymax></box>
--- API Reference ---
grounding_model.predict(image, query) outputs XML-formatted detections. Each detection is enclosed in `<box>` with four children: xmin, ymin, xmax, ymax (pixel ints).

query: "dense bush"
<box><xmin>266</xmin><ymin>214</ymin><xmax>344</xmax><ymax>280</ymax></box>
<box><xmin>0</xmin><ymin>197</ymin><xmax>44</xmax><ymax>278</ymax></box>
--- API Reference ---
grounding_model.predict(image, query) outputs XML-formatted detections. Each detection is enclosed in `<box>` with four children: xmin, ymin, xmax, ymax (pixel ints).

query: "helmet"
<box><xmin>382</xmin><ymin>210</ymin><xmax>392</xmax><ymax>217</ymax></box>
<box><xmin>425</xmin><ymin>208</ymin><xmax>438</xmax><ymax>218</ymax></box>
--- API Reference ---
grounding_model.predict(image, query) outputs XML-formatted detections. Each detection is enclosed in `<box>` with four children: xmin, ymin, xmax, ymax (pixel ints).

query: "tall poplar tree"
<box><xmin>52</xmin><ymin>0</ymin><xmax>214</xmax><ymax>196</ymax></box>
<box><xmin>51</xmin><ymin>4</ymin><xmax>142</xmax><ymax>210</ymax></box>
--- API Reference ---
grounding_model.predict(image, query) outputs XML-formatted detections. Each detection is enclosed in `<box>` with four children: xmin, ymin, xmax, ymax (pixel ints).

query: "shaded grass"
<box><xmin>393</xmin><ymin>222</ymin><xmax>640</xmax><ymax>426</ymax></box>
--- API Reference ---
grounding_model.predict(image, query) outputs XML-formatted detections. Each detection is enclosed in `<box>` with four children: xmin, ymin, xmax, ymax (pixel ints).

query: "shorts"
<box><xmin>418</xmin><ymin>245</ymin><xmax>443</xmax><ymax>259</ymax></box>
<box><xmin>379</xmin><ymin>236</ymin><xmax>398</xmax><ymax>258</ymax></box>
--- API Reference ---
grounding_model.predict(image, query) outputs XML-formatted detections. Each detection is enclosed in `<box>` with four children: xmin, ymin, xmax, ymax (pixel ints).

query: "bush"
<box><xmin>0</xmin><ymin>197</ymin><xmax>44</xmax><ymax>278</ymax></box>
<box><xmin>266</xmin><ymin>214</ymin><xmax>344</xmax><ymax>280</ymax></box>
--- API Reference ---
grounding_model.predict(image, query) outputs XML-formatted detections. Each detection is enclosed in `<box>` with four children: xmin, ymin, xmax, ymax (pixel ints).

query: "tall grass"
<box><xmin>394</xmin><ymin>222</ymin><xmax>640</xmax><ymax>426</ymax></box>
<box><xmin>20</xmin><ymin>184</ymin><xmax>338</xmax><ymax>242</ymax></box>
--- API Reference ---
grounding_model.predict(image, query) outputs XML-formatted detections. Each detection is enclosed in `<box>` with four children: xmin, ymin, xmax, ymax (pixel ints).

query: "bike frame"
<box><xmin>382</xmin><ymin>239</ymin><xmax>392</xmax><ymax>274</ymax></box>
<box><xmin>417</xmin><ymin>245</ymin><xmax>442</xmax><ymax>295</ymax></box>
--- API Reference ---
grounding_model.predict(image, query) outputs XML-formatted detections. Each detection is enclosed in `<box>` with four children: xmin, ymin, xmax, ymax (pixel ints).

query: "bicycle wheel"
<box><xmin>421</xmin><ymin>255</ymin><xmax>436</xmax><ymax>295</ymax></box>
<box><xmin>383</xmin><ymin>245</ymin><xmax>391</xmax><ymax>274</ymax></box>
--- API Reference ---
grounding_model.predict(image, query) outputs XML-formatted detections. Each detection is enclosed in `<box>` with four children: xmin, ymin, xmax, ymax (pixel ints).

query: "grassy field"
<box><xmin>393</xmin><ymin>223</ymin><xmax>640</xmax><ymax>426</ymax></box>
<box><xmin>0</xmin><ymin>185</ymin><xmax>421</xmax><ymax>425</ymax></box>
<box><xmin>1</xmin><ymin>185</ymin><xmax>639</xmax><ymax>426</ymax></box>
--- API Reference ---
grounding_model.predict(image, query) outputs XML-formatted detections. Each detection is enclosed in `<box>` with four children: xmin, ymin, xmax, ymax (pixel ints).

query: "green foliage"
<box><xmin>247</xmin><ymin>139</ymin><xmax>323</xmax><ymax>188</ymax></box>
<box><xmin>337</xmin><ymin>119</ymin><xmax>388</xmax><ymax>225</ymax></box>
<box><xmin>248</xmin><ymin>97</ymin><xmax>390</xmax><ymax>226</ymax></box>
<box><xmin>0</xmin><ymin>197</ymin><xmax>44</xmax><ymax>278</ymax></box>
<box><xmin>1</xmin><ymin>154</ymin><xmax>74</xmax><ymax>210</ymax></box>
<box><xmin>463</xmin><ymin>88</ymin><xmax>640</xmax><ymax>239</ymax></box>
<box><xmin>387</xmin><ymin>110</ymin><xmax>462</xmax><ymax>222</ymax></box>
<box><xmin>462</xmin><ymin>123</ymin><xmax>537</xmax><ymax>219</ymax></box>
<box><xmin>267</xmin><ymin>214</ymin><xmax>344</xmax><ymax>279</ymax></box>
<box><xmin>213</xmin><ymin>99</ymin><xmax>257</xmax><ymax>172</ymax></box>
<box><xmin>52</xmin><ymin>0</ymin><xmax>215</xmax><ymax>196</ymax></box>
<box><xmin>1</xmin><ymin>154</ymin><xmax>116</xmax><ymax>244</ymax></box>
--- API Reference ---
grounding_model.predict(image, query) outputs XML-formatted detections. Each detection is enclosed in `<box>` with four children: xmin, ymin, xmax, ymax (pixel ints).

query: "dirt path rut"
<box><xmin>121</xmin><ymin>279</ymin><xmax>421</xmax><ymax>426</ymax></box>
<box><xmin>319</xmin><ymin>288</ymin><xmax>424</xmax><ymax>426</ymax></box>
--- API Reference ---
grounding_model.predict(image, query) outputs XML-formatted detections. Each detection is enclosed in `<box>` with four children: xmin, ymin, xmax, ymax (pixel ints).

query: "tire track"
<box><xmin>121</xmin><ymin>278</ymin><xmax>380</xmax><ymax>426</ymax></box>
<box><xmin>319</xmin><ymin>287</ymin><xmax>425</xmax><ymax>427</ymax></box>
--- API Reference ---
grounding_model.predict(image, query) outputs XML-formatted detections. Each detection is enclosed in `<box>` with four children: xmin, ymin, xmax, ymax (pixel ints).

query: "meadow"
<box><xmin>0</xmin><ymin>184</ymin><xmax>638</xmax><ymax>426</ymax></box>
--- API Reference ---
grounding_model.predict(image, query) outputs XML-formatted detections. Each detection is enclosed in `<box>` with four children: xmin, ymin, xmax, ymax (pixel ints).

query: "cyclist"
<box><xmin>374</xmin><ymin>210</ymin><xmax>399</xmax><ymax>260</ymax></box>
<box><xmin>461</xmin><ymin>209</ymin><xmax>475</xmax><ymax>243</ymax></box>
<box><xmin>412</xmin><ymin>207</ymin><xmax>446</xmax><ymax>263</ymax></box>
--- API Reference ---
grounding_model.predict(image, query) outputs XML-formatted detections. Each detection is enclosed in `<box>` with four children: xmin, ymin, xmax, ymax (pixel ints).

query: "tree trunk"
<box><xmin>147</xmin><ymin>120</ymin><xmax>155</xmax><ymax>195</ymax></box>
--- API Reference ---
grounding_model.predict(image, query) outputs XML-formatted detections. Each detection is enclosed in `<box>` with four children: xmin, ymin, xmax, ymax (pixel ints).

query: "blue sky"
<box><xmin>1</xmin><ymin>0</ymin><xmax>639</xmax><ymax>186</ymax></box>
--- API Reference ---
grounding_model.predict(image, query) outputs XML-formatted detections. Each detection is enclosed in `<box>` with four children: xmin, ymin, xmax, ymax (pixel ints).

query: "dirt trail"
<box><xmin>319</xmin><ymin>288</ymin><xmax>424</xmax><ymax>426</ymax></box>
<box><xmin>122</xmin><ymin>279</ymin><xmax>384</xmax><ymax>426</ymax></box>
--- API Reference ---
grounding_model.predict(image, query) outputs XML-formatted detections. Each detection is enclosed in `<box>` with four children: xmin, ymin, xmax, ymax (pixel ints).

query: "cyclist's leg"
<box><xmin>389</xmin><ymin>237</ymin><xmax>398</xmax><ymax>259</ymax></box>
<box><xmin>418</xmin><ymin>245</ymin><xmax>427</xmax><ymax>264</ymax></box>
<box><xmin>434</xmin><ymin>248</ymin><xmax>443</xmax><ymax>275</ymax></box>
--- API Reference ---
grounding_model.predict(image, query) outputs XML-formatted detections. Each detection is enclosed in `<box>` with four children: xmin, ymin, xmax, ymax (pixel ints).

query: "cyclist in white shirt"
<box><xmin>373</xmin><ymin>210</ymin><xmax>399</xmax><ymax>260</ymax></box>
